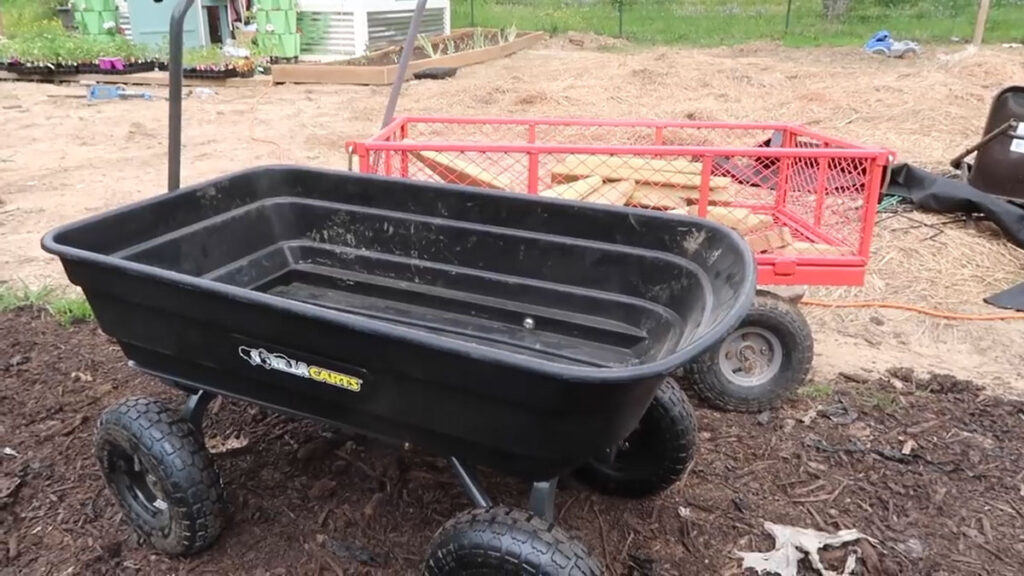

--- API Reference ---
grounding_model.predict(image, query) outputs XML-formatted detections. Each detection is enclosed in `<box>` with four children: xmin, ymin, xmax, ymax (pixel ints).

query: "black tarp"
<box><xmin>886</xmin><ymin>163</ymin><xmax>1024</xmax><ymax>311</ymax></box>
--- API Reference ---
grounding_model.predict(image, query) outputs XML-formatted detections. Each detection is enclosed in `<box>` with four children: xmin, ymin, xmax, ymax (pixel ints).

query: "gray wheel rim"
<box><xmin>718</xmin><ymin>327</ymin><xmax>783</xmax><ymax>387</ymax></box>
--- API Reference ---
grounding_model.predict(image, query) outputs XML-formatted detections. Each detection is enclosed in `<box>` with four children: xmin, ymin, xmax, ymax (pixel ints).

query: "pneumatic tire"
<box><xmin>94</xmin><ymin>396</ymin><xmax>227</xmax><ymax>556</ymax></box>
<box><xmin>424</xmin><ymin>506</ymin><xmax>603</xmax><ymax>576</ymax></box>
<box><xmin>684</xmin><ymin>292</ymin><xmax>814</xmax><ymax>413</ymax></box>
<box><xmin>575</xmin><ymin>378</ymin><xmax>697</xmax><ymax>498</ymax></box>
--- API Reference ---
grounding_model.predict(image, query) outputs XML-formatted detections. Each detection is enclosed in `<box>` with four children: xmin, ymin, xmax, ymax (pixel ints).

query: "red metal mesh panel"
<box><xmin>356</xmin><ymin>118</ymin><xmax>889</xmax><ymax>285</ymax></box>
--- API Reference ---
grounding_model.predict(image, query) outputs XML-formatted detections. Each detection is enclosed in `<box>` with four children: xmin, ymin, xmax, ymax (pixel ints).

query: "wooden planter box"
<box><xmin>271</xmin><ymin>29</ymin><xmax>546</xmax><ymax>85</ymax></box>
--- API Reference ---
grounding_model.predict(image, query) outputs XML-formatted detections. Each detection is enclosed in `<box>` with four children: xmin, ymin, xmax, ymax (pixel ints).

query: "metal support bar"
<box><xmin>528</xmin><ymin>478</ymin><xmax>558</xmax><ymax>522</ymax></box>
<box><xmin>450</xmin><ymin>458</ymin><xmax>492</xmax><ymax>509</ymax></box>
<box><xmin>168</xmin><ymin>0</ymin><xmax>197</xmax><ymax>192</ymax></box>
<box><xmin>182</xmin><ymin>390</ymin><xmax>215</xmax><ymax>432</ymax></box>
<box><xmin>381</xmin><ymin>0</ymin><xmax>429</xmax><ymax>129</ymax></box>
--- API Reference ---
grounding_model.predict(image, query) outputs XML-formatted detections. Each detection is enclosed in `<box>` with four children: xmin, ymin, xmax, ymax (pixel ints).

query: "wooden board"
<box><xmin>628</xmin><ymin>186</ymin><xmax>688</xmax><ymax>210</ymax></box>
<box><xmin>411</xmin><ymin>150</ymin><xmax>513</xmax><ymax>190</ymax></box>
<box><xmin>782</xmin><ymin>241</ymin><xmax>847</xmax><ymax>256</ymax></box>
<box><xmin>273</xmin><ymin>31</ymin><xmax>547</xmax><ymax>85</ymax></box>
<box><xmin>0</xmin><ymin>70</ymin><xmax>271</xmax><ymax>87</ymax></box>
<box><xmin>552</xmin><ymin>154</ymin><xmax>704</xmax><ymax>177</ymax></box>
<box><xmin>632</xmin><ymin>183</ymin><xmax>729</xmax><ymax>203</ymax></box>
<box><xmin>586</xmin><ymin>180</ymin><xmax>636</xmax><ymax>205</ymax></box>
<box><xmin>682</xmin><ymin>206</ymin><xmax>775</xmax><ymax>234</ymax></box>
<box><xmin>551</xmin><ymin>161</ymin><xmax>732</xmax><ymax>190</ymax></box>
<box><xmin>539</xmin><ymin>176</ymin><xmax>603</xmax><ymax>200</ymax></box>
<box><xmin>625</xmin><ymin>183</ymin><xmax>730</xmax><ymax>211</ymax></box>
<box><xmin>745</xmin><ymin>227</ymin><xmax>794</xmax><ymax>254</ymax></box>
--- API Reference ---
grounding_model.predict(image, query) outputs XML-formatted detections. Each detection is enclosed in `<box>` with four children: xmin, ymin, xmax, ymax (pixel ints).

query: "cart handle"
<box><xmin>168</xmin><ymin>0</ymin><xmax>196</xmax><ymax>192</ymax></box>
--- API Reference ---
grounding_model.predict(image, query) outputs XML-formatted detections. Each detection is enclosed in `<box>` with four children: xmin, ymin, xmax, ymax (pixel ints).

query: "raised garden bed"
<box><xmin>272</xmin><ymin>28</ymin><xmax>547</xmax><ymax>85</ymax></box>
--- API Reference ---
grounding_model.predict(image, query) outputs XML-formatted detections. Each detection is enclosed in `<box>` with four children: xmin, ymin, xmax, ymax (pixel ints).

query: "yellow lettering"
<box><xmin>309</xmin><ymin>366</ymin><xmax>361</xmax><ymax>392</ymax></box>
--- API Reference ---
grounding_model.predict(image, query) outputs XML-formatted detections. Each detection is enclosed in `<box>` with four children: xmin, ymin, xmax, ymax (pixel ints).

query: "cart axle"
<box><xmin>451</xmin><ymin>457</ymin><xmax>558</xmax><ymax>522</ymax></box>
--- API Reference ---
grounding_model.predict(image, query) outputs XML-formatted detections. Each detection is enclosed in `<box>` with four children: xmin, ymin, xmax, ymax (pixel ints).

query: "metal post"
<box><xmin>168</xmin><ymin>0</ymin><xmax>197</xmax><ymax>192</ymax></box>
<box><xmin>784</xmin><ymin>0</ymin><xmax>793</xmax><ymax>33</ymax></box>
<box><xmin>450</xmin><ymin>458</ymin><xmax>493</xmax><ymax>508</ymax></box>
<box><xmin>381</xmin><ymin>0</ymin><xmax>429</xmax><ymax>129</ymax></box>
<box><xmin>617</xmin><ymin>1</ymin><xmax>624</xmax><ymax>38</ymax></box>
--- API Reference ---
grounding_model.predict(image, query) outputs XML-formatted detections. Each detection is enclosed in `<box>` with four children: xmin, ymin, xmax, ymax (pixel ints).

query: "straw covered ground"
<box><xmin>1</xmin><ymin>36</ymin><xmax>1022</xmax><ymax>392</ymax></box>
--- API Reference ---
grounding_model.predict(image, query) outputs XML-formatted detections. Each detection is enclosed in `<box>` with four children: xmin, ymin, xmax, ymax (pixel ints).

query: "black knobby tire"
<box><xmin>575</xmin><ymin>378</ymin><xmax>697</xmax><ymax>498</ymax></box>
<box><xmin>424</xmin><ymin>506</ymin><xmax>603</xmax><ymax>576</ymax></box>
<box><xmin>95</xmin><ymin>396</ymin><xmax>227</xmax><ymax>556</ymax></box>
<box><xmin>684</xmin><ymin>292</ymin><xmax>814</xmax><ymax>413</ymax></box>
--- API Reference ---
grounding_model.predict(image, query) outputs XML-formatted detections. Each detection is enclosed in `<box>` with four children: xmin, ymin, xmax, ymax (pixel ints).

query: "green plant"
<box><xmin>500</xmin><ymin>23</ymin><xmax>518</xmax><ymax>43</ymax></box>
<box><xmin>416</xmin><ymin>33</ymin><xmax>437</xmax><ymax>58</ymax></box>
<box><xmin>183</xmin><ymin>44</ymin><xmax>229</xmax><ymax>68</ymax></box>
<box><xmin>798</xmin><ymin>382</ymin><xmax>834</xmax><ymax>400</ymax></box>
<box><xmin>472</xmin><ymin>27</ymin><xmax>487</xmax><ymax>50</ymax></box>
<box><xmin>445</xmin><ymin>36</ymin><xmax>456</xmax><ymax>55</ymax></box>
<box><xmin>0</xmin><ymin>282</ymin><xmax>94</xmax><ymax>326</ymax></box>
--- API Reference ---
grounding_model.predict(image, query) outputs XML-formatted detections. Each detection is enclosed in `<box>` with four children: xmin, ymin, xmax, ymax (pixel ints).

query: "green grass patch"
<box><xmin>0</xmin><ymin>282</ymin><xmax>94</xmax><ymax>326</ymax></box>
<box><xmin>451</xmin><ymin>0</ymin><xmax>1024</xmax><ymax>47</ymax></box>
<box><xmin>865</xmin><ymin>389</ymin><xmax>901</xmax><ymax>412</ymax></box>
<box><xmin>798</xmin><ymin>381</ymin><xmax>834</xmax><ymax>400</ymax></box>
<box><xmin>0</xmin><ymin>0</ymin><xmax>66</xmax><ymax>38</ymax></box>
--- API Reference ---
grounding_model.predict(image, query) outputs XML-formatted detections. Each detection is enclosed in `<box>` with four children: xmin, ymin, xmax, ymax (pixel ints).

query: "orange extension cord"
<box><xmin>801</xmin><ymin>298</ymin><xmax>1024</xmax><ymax>321</ymax></box>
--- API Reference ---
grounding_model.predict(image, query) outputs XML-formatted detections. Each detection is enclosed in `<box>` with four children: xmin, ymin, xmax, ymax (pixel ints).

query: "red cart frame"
<box><xmin>349</xmin><ymin>116</ymin><xmax>894</xmax><ymax>286</ymax></box>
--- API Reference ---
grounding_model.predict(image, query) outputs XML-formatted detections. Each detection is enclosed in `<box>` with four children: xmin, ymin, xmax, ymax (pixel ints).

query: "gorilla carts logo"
<box><xmin>238</xmin><ymin>346</ymin><xmax>362</xmax><ymax>392</ymax></box>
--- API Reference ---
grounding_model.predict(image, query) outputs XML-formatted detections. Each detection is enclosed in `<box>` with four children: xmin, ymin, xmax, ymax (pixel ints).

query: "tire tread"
<box><xmin>95</xmin><ymin>396</ymin><xmax>226</xmax><ymax>556</ymax></box>
<box><xmin>684</xmin><ymin>293</ymin><xmax>814</xmax><ymax>413</ymax></box>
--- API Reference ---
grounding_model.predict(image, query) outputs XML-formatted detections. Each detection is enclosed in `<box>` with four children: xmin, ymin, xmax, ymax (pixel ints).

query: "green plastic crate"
<box><xmin>78</xmin><ymin>10</ymin><xmax>119</xmax><ymax>35</ymax></box>
<box><xmin>259</xmin><ymin>33</ymin><xmax>301</xmax><ymax>58</ymax></box>
<box><xmin>74</xmin><ymin>0</ymin><xmax>117</xmax><ymax>11</ymax></box>
<box><xmin>256</xmin><ymin>10</ymin><xmax>297</xmax><ymax>34</ymax></box>
<box><xmin>259</xmin><ymin>0</ymin><xmax>296</xmax><ymax>10</ymax></box>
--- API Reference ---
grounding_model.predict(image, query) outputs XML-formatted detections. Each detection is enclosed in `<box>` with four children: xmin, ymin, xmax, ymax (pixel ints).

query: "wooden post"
<box><xmin>973</xmin><ymin>0</ymin><xmax>991</xmax><ymax>46</ymax></box>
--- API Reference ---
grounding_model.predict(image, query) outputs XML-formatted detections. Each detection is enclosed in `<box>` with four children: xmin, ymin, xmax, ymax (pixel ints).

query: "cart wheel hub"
<box><xmin>719</xmin><ymin>327</ymin><xmax>783</xmax><ymax>387</ymax></box>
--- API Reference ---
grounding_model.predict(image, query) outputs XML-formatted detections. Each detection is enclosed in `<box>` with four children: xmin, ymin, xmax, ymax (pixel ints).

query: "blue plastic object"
<box><xmin>864</xmin><ymin>30</ymin><xmax>893</xmax><ymax>54</ymax></box>
<box><xmin>864</xmin><ymin>30</ymin><xmax>921</xmax><ymax>58</ymax></box>
<box><xmin>87</xmin><ymin>84</ymin><xmax>156</xmax><ymax>101</ymax></box>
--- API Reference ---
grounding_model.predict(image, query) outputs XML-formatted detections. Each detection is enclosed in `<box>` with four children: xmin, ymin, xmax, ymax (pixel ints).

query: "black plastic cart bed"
<box><xmin>42</xmin><ymin>166</ymin><xmax>754</xmax><ymax>572</ymax></box>
<box><xmin>38</xmin><ymin>3</ymin><xmax>754</xmax><ymax>573</ymax></box>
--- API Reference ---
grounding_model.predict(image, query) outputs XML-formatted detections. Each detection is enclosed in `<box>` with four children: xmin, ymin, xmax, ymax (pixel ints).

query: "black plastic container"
<box><xmin>970</xmin><ymin>85</ymin><xmax>1024</xmax><ymax>201</ymax></box>
<box><xmin>42</xmin><ymin>167</ymin><xmax>755</xmax><ymax>480</ymax></box>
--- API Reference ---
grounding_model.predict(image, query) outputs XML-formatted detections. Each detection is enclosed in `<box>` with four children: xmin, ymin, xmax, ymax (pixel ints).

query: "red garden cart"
<box><xmin>348</xmin><ymin>116</ymin><xmax>894</xmax><ymax>412</ymax></box>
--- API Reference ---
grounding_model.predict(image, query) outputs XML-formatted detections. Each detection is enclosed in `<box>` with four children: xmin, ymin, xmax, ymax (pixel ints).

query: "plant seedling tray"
<box><xmin>183</xmin><ymin>67</ymin><xmax>240</xmax><ymax>79</ymax></box>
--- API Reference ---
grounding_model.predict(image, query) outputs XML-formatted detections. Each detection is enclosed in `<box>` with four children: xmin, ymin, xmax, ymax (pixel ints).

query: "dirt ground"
<box><xmin>2</xmin><ymin>39</ymin><xmax>1023</xmax><ymax>397</ymax></box>
<box><xmin>3</xmin><ymin>308</ymin><xmax>1024</xmax><ymax>576</ymax></box>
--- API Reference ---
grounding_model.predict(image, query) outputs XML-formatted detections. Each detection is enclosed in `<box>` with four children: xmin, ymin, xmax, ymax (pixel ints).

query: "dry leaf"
<box><xmin>207</xmin><ymin>434</ymin><xmax>250</xmax><ymax>454</ymax></box>
<box><xmin>736</xmin><ymin>521</ymin><xmax>878</xmax><ymax>576</ymax></box>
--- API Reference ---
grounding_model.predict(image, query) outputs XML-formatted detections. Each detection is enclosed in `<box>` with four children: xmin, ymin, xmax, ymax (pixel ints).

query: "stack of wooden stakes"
<box><xmin>410</xmin><ymin>150</ymin><xmax>844</xmax><ymax>257</ymax></box>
